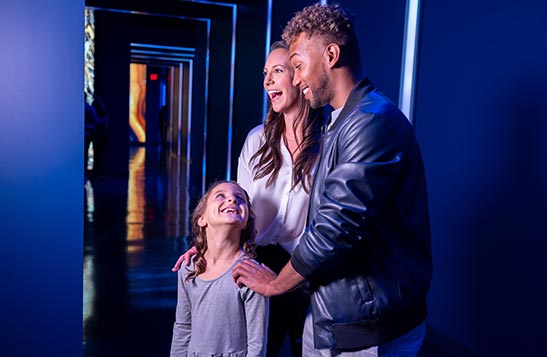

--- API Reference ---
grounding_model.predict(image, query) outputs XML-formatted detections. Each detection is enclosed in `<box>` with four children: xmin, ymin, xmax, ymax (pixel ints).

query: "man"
<box><xmin>233</xmin><ymin>3</ymin><xmax>432</xmax><ymax>356</ymax></box>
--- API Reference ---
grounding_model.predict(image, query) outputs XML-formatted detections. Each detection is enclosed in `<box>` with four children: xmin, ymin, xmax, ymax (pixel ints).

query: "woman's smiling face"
<box><xmin>263</xmin><ymin>47</ymin><xmax>301</xmax><ymax>114</ymax></box>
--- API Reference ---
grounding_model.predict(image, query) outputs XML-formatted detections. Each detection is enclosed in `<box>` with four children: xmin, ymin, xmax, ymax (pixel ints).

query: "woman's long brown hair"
<box><xmin>250</xmin><ymin>41</ymin><xmax>324</xmax><ymax>192</ymax></box>
<box><xmin>186</xmin><ymin>180</ymin><xmax>257</xmax><ymax>282</ymax></box>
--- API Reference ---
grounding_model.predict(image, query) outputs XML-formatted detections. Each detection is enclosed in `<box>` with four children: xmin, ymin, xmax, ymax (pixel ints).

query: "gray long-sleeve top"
<box><xmin>170</xmin><ymin>258</ymin><xmax>269</xmax><ymax>356</ymax></box>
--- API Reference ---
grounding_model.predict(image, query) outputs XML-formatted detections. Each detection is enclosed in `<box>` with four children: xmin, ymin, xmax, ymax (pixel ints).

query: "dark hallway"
<box><xmin>83</xmin><ymin>146</ymin><xmax>189</xmax><ymax>356</ymax></box>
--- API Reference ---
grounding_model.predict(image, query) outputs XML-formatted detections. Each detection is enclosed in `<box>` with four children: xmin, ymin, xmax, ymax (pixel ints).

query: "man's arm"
<box><xmin>291</xmin><ymin>110</ymin><xmax>411</xmax><ymax>278</ymax></box>
<box><xmin>233</xmin><ymin>259</ymin><xmax>305</xmax><ymax>297</ymax></box>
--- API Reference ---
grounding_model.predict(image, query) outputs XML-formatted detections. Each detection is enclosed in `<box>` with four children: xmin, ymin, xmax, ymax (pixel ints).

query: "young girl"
<box><xmin>170</xmin><ymin>180</ymin><xmax>268</xmax><ymax>357</ymax></box>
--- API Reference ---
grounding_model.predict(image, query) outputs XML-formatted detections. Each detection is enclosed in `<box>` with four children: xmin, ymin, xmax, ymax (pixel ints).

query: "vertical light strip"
<box><xmin>399</xmin><ymin>0</ymin><xmax>421</xmax><ymax>124</ymax></box>
<box><xmin>186</xmin><ymin>60</ymin><xmax>193</xmax><ymax>236</ymax></box>
<box><xmin>176</xmin><ymin>63</ymin><xmax>184</xmax><ymax>238</ymax></box>
<box><xmin>178</xmin><ymin>63</ymin><xmax>184</xmax><ymax>157</ymax></box>
<box><xmin>225</xmin><ymin>4</ymin><xmax>237</xmax><ymax>180</ymax></box>
<box><xmin>202</xmin><ymin>20</ymin><xmax>211</xmax><ymax>195</ymax></box>
<box><xmin>192</xmin><ymin>1</ymin><xmax>237</xmax><ymax>182</ymax></box>
<box><xmin>320</xmin><ymin>0</ymin><xmax>328</xmax><ymax>5</ymax></box>
<box><xmin>262</xmin><ymin>0</ymin><xmax>273</xmax><ymax>120</ymax></box>
<box><xmin>84</xmin><ymin>7</ymin><xmax>95</xmax><ymax>103</ymax></box>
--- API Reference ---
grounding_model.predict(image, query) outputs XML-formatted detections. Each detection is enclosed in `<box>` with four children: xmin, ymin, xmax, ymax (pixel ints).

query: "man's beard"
<box><xmin>309</xmin><ymin>65</ymin><xmax>329</xmax><ymax>109</ymax></box>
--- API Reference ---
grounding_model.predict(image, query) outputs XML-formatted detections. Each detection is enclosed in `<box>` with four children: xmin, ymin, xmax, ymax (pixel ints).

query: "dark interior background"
<box><xmin>1</xmin><ymin>0</ymin><xmax>546</xmax><ymax>355</ymax></box>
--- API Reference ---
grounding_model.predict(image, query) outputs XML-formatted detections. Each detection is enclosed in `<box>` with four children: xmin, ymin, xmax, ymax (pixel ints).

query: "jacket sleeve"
<box><xmin>240</xmin><ymin>287</ymin><xmax>269</xmax><ymax>357</ymax></box>
<box><xmin>170</xmin><ymin>269</ymin><xmax>192</xmax><ymax>356</ymax></box>
<box><xmin>291</xmin><ymin>109</ymin><xmax>413</xmax><ymax>279</ymax></box>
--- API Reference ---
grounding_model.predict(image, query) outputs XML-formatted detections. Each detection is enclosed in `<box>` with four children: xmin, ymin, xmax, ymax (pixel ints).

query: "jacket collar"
<box><xmin>328</xmin><ymin>77</ymin><xmax>375</xmax><ymax>132</ymax></box>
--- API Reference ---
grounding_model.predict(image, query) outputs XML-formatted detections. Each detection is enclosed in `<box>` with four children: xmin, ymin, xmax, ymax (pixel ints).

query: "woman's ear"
<box><xmin>198</xmin><ymin>216</ymin><xmax>207</xmax><ymax>228</ymax></box>
<box><xmin>324</xmin><ymin>43</ymin><xmax>341</xmax><ymax>68</ymax></box>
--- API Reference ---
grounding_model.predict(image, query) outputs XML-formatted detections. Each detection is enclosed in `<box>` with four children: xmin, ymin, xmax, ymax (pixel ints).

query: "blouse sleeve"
<box><xmin>237</xmin><ymin>125</ymin><xmax>264</xmax><ymax>192</ymax></box>
<box><xmin>237</xmin><ymin>138</ymin><xmax>253</xmax><ymax>192</ymax></box>
<box><xmin>170</xmin><ymin>269</ymin><xmax>192</xmax><ymax>356</ymax></box>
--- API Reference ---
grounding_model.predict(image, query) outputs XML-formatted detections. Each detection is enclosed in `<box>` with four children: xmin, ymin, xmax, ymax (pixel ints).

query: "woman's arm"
<box><xmin>171</xmin><ymin>246</ymin><xmax>198</xmax><ymax>272</ymax></box>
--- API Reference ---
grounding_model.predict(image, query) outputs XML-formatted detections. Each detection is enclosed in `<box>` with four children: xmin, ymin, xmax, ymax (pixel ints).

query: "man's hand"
<box><xmin>171</xmin><ymin>246</ymin><xmax>198</xmax><ymax>272</ymax></box>
<box><xmin>232</xmin><ymin>259</ymin><xmax>277</xmax><ymax>296</ymax></box>
<box><xmin>233</xmin><ymin>259</ymin><xmax>305</xmax><ymax>297</ymax></box>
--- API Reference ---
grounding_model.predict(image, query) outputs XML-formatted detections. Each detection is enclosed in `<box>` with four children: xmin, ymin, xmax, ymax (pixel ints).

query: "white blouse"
<box><xmin>237</xmin><ymin>125</ymin><xmax>311</xmax><ymax>254</ymax></box>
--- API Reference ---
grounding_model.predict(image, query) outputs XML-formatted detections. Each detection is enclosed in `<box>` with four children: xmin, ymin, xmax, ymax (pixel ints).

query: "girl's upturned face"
<box><xmin>263</xmin><ymin>48</ymin><xmax>301</xmax><ymax>114</ymax></box>
<box><xmin>198</xmin><ymin>182</ymin><xmax>249</xmax><ymax>230</ymax></box>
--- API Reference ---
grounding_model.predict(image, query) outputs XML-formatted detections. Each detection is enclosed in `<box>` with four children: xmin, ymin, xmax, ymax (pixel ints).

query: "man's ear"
<box><xmin>324</xmin><ymin>43</ymin><xmax>341</xmax><ymax>68</ymax></box>
<box><xmin>198</xmin><ymin>216</ymin><xmax>207</xmax><ymax>227</ymax></box>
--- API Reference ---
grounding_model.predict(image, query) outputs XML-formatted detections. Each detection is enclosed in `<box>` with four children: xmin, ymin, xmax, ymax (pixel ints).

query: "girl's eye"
<box><xmin>274</xmin><ymin>68</ymin><xmax>283</xmax><ymax>73</ymax></box>
<box><xmin>215</xmin><ymin>193</ymin><xmax>225</xmax><ymax>199</ymax></box>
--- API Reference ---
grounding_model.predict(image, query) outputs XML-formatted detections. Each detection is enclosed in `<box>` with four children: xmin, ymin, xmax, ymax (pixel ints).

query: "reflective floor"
<box><xmin>83</xmin><ymin>146</ymin><xmax>190</xmax><ymax>356</ymax></box>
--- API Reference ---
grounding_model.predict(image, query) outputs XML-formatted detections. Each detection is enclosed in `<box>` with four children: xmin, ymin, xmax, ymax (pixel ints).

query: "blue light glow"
<box><xmin>262</xmin><ymin>0</ymin><xmax>273</xmax><ymax>120</ymax></box>
<box><xmin>399</xmin><ymin>0</ymin><xmax>421</xmax><ymax>124</ymax></box>
<box><xmin>226</xmin><ymin>4</ymin><xmax>237</xmax><ymax>181</ymax></box>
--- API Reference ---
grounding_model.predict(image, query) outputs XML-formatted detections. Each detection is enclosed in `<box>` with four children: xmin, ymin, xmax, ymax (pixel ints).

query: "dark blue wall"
<box><xmin>0</xmin><ymin>0</ymin><xmax>84</xmax><ymax>355</ymax></box>
<box><xmin>416</xmin><ymin>0</ymin><xmax>547</xmax><ymax>354</ymax></box>
<box><xmin>335</xmin><ymin>0</ymin><xmax>406</xmax><ymax>103</ymax></box>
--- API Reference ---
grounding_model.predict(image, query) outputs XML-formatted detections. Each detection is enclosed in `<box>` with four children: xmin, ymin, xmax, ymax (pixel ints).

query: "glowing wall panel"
<box><xmin>129</xmin><ymin>63</ymin><xmax>147</xmax><ymax>143</ymax></box>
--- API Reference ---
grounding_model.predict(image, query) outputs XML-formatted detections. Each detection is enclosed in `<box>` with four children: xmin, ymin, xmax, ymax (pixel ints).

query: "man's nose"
<box><xmin>292</xmin><ymin>74</ymin><xmax>301</xmax><ymax>87</ymax></box>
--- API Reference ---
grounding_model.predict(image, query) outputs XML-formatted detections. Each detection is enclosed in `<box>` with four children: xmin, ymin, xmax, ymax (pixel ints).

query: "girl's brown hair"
<box><xmin>250</xmin><ymin>40</ymin><xmax>324</xmax><ymax>192</ymax></box>
<box><xmin>186</xmin><ymin>180</ymin><xmax>256</xmax><ymax>281</ymax></box>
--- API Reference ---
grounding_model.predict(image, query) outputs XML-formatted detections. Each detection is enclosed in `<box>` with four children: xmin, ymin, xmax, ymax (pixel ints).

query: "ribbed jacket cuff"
<box><xmin>290</xmin><ymin>248</ymin><xmax>314</xmax><ymax>278</ymax></box>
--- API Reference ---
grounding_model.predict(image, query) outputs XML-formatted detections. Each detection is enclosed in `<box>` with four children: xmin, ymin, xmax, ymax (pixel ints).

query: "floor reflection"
<box><xmin>83</xmin><ymin>146</ymin><xmax>190</xmax><ymax>356</ymax></box>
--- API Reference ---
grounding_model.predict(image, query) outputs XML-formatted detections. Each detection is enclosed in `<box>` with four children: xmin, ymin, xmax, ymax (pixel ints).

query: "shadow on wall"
<box><xmin>470</xmin><ymin>65</ymin><xmax>547</xmax><ymax>355</ymax></box>
<box><xmin>416</xmin><ymin>1</ymin><xmax>547</xmax><ymax>354</ymax></box>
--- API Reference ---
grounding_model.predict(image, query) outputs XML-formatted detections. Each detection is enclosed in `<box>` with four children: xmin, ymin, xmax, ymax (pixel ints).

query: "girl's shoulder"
<box><xmin>178</xmin><ymin>259</ymin><xmax>196</xmax><ymax>280</ymax></box>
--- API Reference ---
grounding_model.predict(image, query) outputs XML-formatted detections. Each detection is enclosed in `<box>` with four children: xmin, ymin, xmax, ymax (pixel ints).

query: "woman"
<box><xmin>173</xmin><ymin>41</ymin><xmax>324</xmax><ymax>356</ymax></box>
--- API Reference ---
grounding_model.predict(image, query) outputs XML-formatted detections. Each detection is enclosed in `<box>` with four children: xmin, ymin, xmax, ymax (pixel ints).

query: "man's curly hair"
<box><xmin>281</xmin><ymin>3</ymin><xmax>355</xmax><ymax>47</ymax></box>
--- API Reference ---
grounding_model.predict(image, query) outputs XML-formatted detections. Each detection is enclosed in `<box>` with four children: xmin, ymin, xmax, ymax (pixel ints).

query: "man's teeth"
<box><xmin>303</xmin><ymin>87</ymin><xmax>310</xmax><ymax>95</ymax></box>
